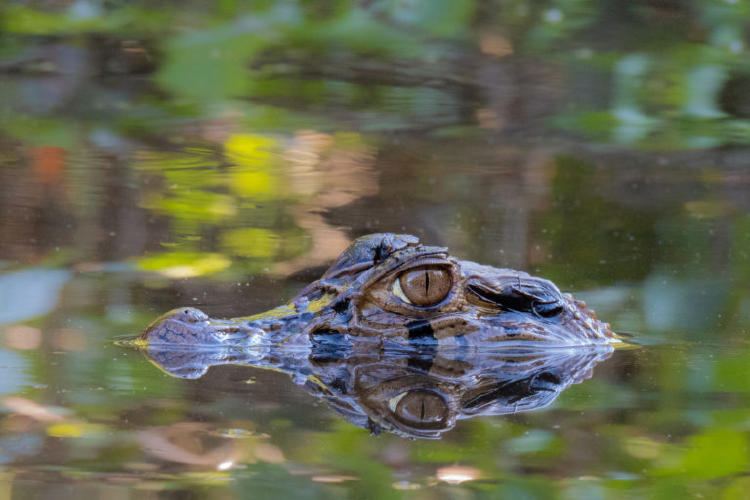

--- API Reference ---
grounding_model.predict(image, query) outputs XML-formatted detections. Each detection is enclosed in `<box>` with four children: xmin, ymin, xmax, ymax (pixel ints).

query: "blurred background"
<box><xmin>1</xmin><ymin>0</ymin><xmax>750</xmax><ymax>498</ymax></box>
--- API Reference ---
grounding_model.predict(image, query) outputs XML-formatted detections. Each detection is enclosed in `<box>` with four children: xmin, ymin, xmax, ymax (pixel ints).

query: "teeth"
<box><xmin>392</xmin><ymin>278</ymin><xmax>413</xmax><ymax>304</ymax></box>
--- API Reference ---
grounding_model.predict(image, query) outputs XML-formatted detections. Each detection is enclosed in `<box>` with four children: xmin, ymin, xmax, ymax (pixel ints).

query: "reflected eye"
<box><xmin>395</xmin><ymin>266</ymin><xmax>452</xmax><ymax>307</ymax></box>
<box><xmin>391</xmin><ymin>389</ymin><xmax>448</xmax><ymax>428</ymax></box>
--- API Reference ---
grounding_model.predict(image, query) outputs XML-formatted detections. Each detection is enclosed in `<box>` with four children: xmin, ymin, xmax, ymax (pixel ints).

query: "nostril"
<box><xmin>168</xmin><ymin>307</ymin><xmax>209</xmax><ymax>323</ymax></box>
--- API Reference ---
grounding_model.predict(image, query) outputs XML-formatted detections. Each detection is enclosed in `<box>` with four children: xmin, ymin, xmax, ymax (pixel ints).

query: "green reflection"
<box><xmin>2</xmin><ymin>1</ymin><xmax>750</xmax><ymax>498</ymax></box>
<box><xmin>4</xmin><ymin>0</ymin><xmax>750</xmax><ymax>146</ymax></box>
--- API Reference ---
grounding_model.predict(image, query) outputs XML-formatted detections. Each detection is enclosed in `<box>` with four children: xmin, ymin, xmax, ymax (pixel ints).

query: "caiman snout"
<box><xmin>142</xmin><ymin>307</ymin><xmax>265</xmax><ymax>347</ymax></box>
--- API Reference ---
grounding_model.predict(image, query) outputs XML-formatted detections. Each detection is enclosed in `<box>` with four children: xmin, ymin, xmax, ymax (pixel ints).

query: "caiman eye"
<box><xmin>390</xmin><ymin>389</ymin><xmax>448</xmax><ymax>428</ymax></box>
<box><xmin>394</xmin><ymin>266</ymin><xmax>452</xmax><ymax>307</ymax></box>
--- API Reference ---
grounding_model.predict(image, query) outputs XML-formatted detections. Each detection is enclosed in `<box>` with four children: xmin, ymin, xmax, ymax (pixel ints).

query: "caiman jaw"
<box><xmin>136</xmin><ymin>290</ymin><xmax>341</xmax><ymax>348</ymax></box>
<box><xmin>136</xmin><ymin>307</ymin><xmax>268</xmax><ymax>347</ymax></box>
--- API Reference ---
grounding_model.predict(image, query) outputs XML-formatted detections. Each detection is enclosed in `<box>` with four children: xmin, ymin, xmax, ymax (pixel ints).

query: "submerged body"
<box><xmin>139</xmin><ymin>233</ymin><xmax>617</xmax><ymax>349</ymax></box>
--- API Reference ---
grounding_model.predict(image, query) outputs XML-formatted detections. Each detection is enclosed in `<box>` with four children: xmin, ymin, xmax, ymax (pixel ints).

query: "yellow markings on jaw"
<box><xmin>392</xmin><ymin>279</ymin><xmax>413</xmax><ymax>305</ymax></box>
<box><xmin>235</xmin><ymin>293</ymin><xmax>336</xmax><ymax>323</ymax></box>
<box><xmin>114</xmin><ymin>334</ymin><xmax>148</xmax><ymax>350</ymax></box>
<box><xmin>114</xmin><ymin>336</ymin><xmax>143</xmax><ymax>347</ymax></box>
<box><xmin>306</xmin><ymin>375</ymin><xmax>332</xmax><ymax>394</ymax></box>
<box><xmin>256</xmin><ymin>367</ymin><xmax>330</xmax><ymax>392</ymax></box>
<box><xmin>612</xmin><ymin>336</ymin><xmax>638</xmax><ymax>349</ymax></box>
<box><xmin>145</xmin><ymin>356</ymin><xmax>187</xmax><ymax>377</ymax></box>
<box><xmin>131</xmin><ymin>337</ymin><xmax>148</xmax><ymax>348</ymax></box>
<box><xmin>236</xmin><ymin>303</ymin><xmax>297</xmax><ymax>322</ymax></box>
<box><xmin>304</xmin><ymin>294</ymin><xmax>336</xmax><ymax>314</ymax></box>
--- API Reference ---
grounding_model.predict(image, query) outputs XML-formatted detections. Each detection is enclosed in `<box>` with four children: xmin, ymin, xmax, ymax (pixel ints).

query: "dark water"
<box><xmin>2</xmin><ymin>1</ymin><xmax>750</xmax><ymax>498</ymax></box>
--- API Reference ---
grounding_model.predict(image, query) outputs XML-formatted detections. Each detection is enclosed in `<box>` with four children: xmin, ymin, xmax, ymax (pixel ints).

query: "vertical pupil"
<box><xmin>398</xmin><ymin>267</ymin><xmax>452</xmax><ymax>306</ymax></box>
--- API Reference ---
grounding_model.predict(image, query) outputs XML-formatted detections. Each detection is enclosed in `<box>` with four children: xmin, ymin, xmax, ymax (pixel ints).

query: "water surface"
<box><xmin>1</xmin><ymin>1</ymin><xmax>750</xmax><ymax>498</ymax></box>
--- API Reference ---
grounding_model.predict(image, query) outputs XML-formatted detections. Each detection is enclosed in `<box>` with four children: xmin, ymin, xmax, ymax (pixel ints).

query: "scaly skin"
<box><xmin>138</xmin><ymin>233</ymin><xmax>618</xmax><ymax>349</ymax></box>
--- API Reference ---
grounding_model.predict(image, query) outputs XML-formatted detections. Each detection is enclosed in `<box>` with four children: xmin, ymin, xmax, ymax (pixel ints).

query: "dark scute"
<box><xmin>468</xmin><ymin>282</ymin><xmax>563</xmax><ymax>317</ymax></box>
<box><xmin>406</xmin><ymin>319</ymin><xmax>436</xmax><ymax>341</ymax></box>
<box><xmin>535</xmin><ymin>301</ymin><xmax>564</xmax><ymax>317</ymax></box>
<box><xmin>310</xmin><ymin>329</ymin><xmax>352</xmax><ymax>361</ymax></box>
<box><xmin>332</xmin><ymin>298</ymin><xmax>350</xmax><ymax>314</ymax></box>
<box><xmin>463</xmin><ymin>373</ymin><xmax>559</xmax><ymax>409</ymax></box>
<box><xmin>531</xmin><ymin>371</ymin><xmax>562</xmax><ymax>391</ymax></box>
<box><xmin>407</xmin><ymin>352</ymin><xmax>436</xmax><ymax>373</ymax></box>
<box><xmin>367</xmin><ymin>418</ymin><xmax>383</xmax><ymax>436</ymax></box>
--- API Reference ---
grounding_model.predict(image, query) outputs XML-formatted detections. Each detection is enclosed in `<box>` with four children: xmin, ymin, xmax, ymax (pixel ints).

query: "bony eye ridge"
<box><xmin>392</xmin><ymin>266</ymin><xmax>452</xmax><ymax>307</ymax></box>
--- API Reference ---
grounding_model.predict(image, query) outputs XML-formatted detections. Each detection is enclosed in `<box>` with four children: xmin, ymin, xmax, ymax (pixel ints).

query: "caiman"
<box><xmin>129</xmin><ymin>233</ymin><xmax>618</xmax><ymax>438</ymax></box>
<box><xmin>137</xmin><ymin>233</ymin><xmax>618</xmax><ymax>349</ymax></box>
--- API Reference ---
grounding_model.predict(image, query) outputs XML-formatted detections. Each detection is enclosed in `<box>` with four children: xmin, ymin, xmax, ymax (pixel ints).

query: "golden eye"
<box><xmin>395</xmin><ymin>266</ymin><xmax>452</xmax><ymax>307</ymax></box>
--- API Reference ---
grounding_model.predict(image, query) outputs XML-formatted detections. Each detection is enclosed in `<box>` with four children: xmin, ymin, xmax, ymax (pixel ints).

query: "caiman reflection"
<box><xmin>137</xmin><ymin>233</ymin><xmax>618</xmax><ymax>348</ymax></box>
<box><xmin>144</xmin><ymin>345</ymin><xmax>612</xmax><ymax>439</ymax></box>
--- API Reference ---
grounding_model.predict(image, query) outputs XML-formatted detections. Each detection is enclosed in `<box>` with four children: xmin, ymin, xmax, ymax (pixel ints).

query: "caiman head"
<box><xmin>138</xmin><ymin>233</ymin><xmax>617</xmax><ymax>348</ymax></box>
